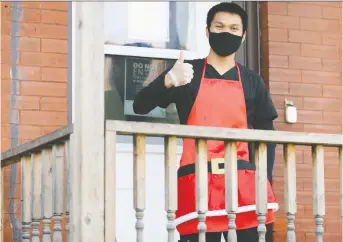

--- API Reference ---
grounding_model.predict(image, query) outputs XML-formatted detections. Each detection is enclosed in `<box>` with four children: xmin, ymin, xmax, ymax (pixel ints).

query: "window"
<box><xmin>101</xmin><ymin>2</ymin><xmax>259</xmax><ymax>144</ymax></box>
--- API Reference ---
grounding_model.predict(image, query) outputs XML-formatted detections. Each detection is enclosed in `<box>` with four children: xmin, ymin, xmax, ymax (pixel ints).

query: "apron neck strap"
<box><xmin>202</xmin><ymin>58</ymin><xmax>242</xmax><ymax>83</ymax></box>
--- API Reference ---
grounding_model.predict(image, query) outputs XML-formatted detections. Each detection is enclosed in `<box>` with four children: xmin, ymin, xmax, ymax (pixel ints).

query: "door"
<box><xmin>102</xmin><ymin>2</ymin><xmax>252</xmax><ymax>241</ymax></box>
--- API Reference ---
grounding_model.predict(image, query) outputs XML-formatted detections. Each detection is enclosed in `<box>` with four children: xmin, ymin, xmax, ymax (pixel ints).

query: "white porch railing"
<box><xmin>104</xmin><ymin>120</ymin><xmax>342</xmax><ymax>242</ymax></box>
<box><xmin>1</xmin><ymin>120</ymin><xmax>342</xmax><ymax>242</ymax></box>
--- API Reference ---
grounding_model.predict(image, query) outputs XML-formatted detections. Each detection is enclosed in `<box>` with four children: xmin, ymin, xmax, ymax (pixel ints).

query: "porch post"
<box><xmin>71</xmin><ymin>2</ymin><xmax>105</xmax><ymax>242</ymax></box>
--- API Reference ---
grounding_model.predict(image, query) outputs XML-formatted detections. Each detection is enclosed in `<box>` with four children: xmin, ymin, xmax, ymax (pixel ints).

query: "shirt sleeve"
<box><xmin>133</xmin><ymin>66</ymin><xmax>175</xmax><ymax>115</ymax></box>
<box><xmin>253</xmin><ymin>76</ymin><xmax>278</xmax><ymax>126</ymax></box>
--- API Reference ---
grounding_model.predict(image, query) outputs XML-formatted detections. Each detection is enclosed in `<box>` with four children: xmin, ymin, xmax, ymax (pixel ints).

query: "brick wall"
<box><xmin>1</xmin><ymin>2</ymin><xmax>68</xmax><ymax>241</ymax></box>
<box><xmin>260</xmin><ymin>2</ymin><xmax>342</xmax><ymax>241</ymax></box>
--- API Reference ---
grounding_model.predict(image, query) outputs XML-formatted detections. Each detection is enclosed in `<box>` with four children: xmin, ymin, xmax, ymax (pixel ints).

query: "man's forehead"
<box><xmin>212</xmin><ymin>12</ymin><xmax>242</xmax><ymax>25</ymax></box>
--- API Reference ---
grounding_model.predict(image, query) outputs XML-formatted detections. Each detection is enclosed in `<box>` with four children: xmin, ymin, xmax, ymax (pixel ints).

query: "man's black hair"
<box><xmin>206</xmin><ymin>2</ymin><xmax>248</xmax><ymax>33</ymax></box>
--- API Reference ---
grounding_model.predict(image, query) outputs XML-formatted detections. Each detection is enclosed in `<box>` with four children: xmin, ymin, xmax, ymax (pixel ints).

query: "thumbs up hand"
<box><xmin>166</xmin><ymin>51</ymin><xmax>194</xmax><ymax>87</ymax></box>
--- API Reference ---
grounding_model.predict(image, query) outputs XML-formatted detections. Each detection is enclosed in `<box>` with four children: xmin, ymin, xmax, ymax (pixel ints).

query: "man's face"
<box><xmin>206</xmin><ymin>12</ymin><xmax>245</xmax><ymax>39</ymax></box>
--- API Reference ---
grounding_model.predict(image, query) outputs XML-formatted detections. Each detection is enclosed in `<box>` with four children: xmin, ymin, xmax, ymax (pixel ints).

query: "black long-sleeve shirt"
<box><xmin>133</xmin><ymin>58</ymin><xmax>278</xmax><ymax>180</ymax></box>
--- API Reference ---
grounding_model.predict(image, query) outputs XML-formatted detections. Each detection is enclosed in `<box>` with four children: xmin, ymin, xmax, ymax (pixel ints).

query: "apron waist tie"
<box><xmin>177</xmin><ymin>159</ymin><xmax>255</xmax><ymax>178</ymax></box>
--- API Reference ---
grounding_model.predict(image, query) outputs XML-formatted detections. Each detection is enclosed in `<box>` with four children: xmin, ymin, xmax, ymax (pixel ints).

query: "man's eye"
<box><xmin>215</xmin><ymin>25</ymin><xmax>223</xmax><ymax>29</ymax></box>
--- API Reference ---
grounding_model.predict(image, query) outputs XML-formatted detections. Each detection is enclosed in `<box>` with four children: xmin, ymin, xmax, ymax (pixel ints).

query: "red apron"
<box><xmin>175</xmin><ymin>59</ymin><xmax>278</xmax><ymax>235</ymax></box>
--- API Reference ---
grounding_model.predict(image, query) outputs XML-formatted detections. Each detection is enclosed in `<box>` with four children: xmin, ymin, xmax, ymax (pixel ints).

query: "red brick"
<box><xmin>36</xmin><ymin>23</ymin><xmax>67</xmax><ymax>39</ymax></box>
<box><xmin>289</xmin><ymin>83</ymin><xmax>322</xmax><ymax>97</ymax></box>
<box><xmin>1</xmin><ymin>138</ymin><xmax>11</xmax><ymax>151</ymax></box>
<box><xmin>19</xmin><ymin>37</ymin><xmax>41</xmax><ymax>51</ymax></box>
<box><xmin>20</xmin><ymin>81</ymin><xmax>67</xmax><ymax>97</ymax></box>
<box><xmin>303</xmin><ymin>178</ymin><xmax>340</xmax><ymax>192</ymax></box>
<box><xmin>274</xmin><ymin>148</ymin><xmax>304</xmax><ymax>164</ymax></box>
<box><xmin>20</xmin><ymin>8</ymin><xmax>41</xmax><ymax>22</ymax></box>
<box><xmin>272</xmin><ymin>95</ymin><xmax>303</xmax><ymax>109</ymax></box>
<box><xmin>262</xmin><ymin>28</ymin><xmax>288</xmax><ymax>42</ymax></box>
<box><xmin>301</xmin><ymin>44</ymin><xmax>339</xmax><ymax>58</ymax></box>
<box><xmin>274</xmin><ymin>122</ymin><xmax>304</xmax><ymax>132</ymax></box>
<box><xmin>299</xmin><ymin>2</ymin><xmax>342</xmax><ymax>8</ymax></box>
<box><xmin>322</xmin><ymin>33</ymin><xmax>342</xmax><ymax>46</ymax></box>
<box><xmin>267</xmin><ymin>2</ymin><xmax>288</xmax><ymax>15</ymax></box>
<box><xmin>269</xmin><ymin>42</ymin><xmax>300</xmax><ymax>56</ymax></box>
<box><xmin>288</xmin><ymin>30</ymin><xmax>321</xmax><ymax>44</ymax></box>
<box><xmin>19</xmin><ymin>22</ymin><xmax>39</xmax><ymax>37</ymax></box>
<box><xmin>41</xmin><ymin>67</ymin><xmax>67</xmax><ymax>82</ymax></box>
<box><xmin>1</xmin><ymin>64</ymin><xmax>10</xmax><ymax>79</ymax></box>
<box><xmin>15</xmin><ymin>95</ymin><xmax>40</xmax><ymax>110</ymax></box>
<box><xmin>322</xmin><ymin>58</ymin><xmax>342</xmax><ymax>72</ymax></box>
<box><xmin>1</xmin><ymin>35</ymin><xmax>10</xmax><ymax>50</ymax></box>
<box><xmin>18</xmin><ymin>125</ymin><xmax>41</xmax><ymax>140</ymax></box>
<box><xmin>41</xmin><ymin>126</ymin><xmax>62</xmax><ymax>134</ymax></box>
<box><xmin>302</xmin><ymin>70</ymin><xmax>341</xmax><ymax>85</ymax></box>
<box><xmin>289</xmin><ymin>56</ymin><xmax>321</xmax><ymax>70</ymax></box>
<box><xmin>21</xmin><ymin>52</ymin><xmax>67</xmax><ymax>68</ymax></box>
<box><xmin>1</xmin><ymin>125</ymin><xmax>11</xmax><ymax>140</ymax></box>
<box><xmin>322</xmin><ymin>7</ymin><xmax>342</xmax><ymax>20</ymax></box>
<box><xmin>323</xmin><ymin>111</ymin><xmax>342</xmax><ymax>125</ymax></box>
<box><xmin>41</xmin><ymin>10</ymin><xmax>68</xmax><ymax>25</ymax></box>
<box><xmin>288</xmin><ymin>3</ymin><xmax>322</xmax><ymax>18</ymax></box>
<box><xmin>303</xmin><ymin>97</ymin><xmax>341</xmax><ymax>112</ymax></box>
<box><xmin>297</xmin><ymin>110</ymin><xmax>322</xmax><ymax>124</ymax></box>
<box><xmin>303</xmin><ymin>124</ymin><xmax>341</xmax><ymax>134</ymax></box>
<box><xmin>300</xmin><ymin>18</ymin><xmax>341</xmax><ymax>33</ymax></box>
<box><xmin>18</xmin><ymin>2</ymin><xmax>42</xmax><ymax>9</ymax></box>
<box><xmin>269</xmin><ymin>68</ymin><xmax>302</xmax><ymax>83</ymax></box>
<box><xmin>296</xmin><ymin>218</ymin><xmax>315</xmax><ymax>232</ymax></box>
<box><xmin>269</xmin><ymin>55</ymin><xmax>288</xmax><ymax>68</ymax></box>
<box><xmin>40</xmin><ymin>97</ymin><xmax>67</xmax><ymax>111</ymax></box>
<box><xmin>323</xmin><ymin>85</ymin><xmax>342</xmax><ymax>98</ymax></box>
<box><xmin>297</xmin><ymin>191</ymin><xmax>312</xmax><ymax>205</ymax></box>
<box><xmin>269</xmin><ymin>82</ymin><xmax>288</xmax><ymax>95</ymax></box>
<box><xmin>325</xmin><ymin>219</ymin><xmax>341</xmax><ymax>233</ymax></box>
<box><xmin>274</xmin><ymin>164</ymin><xmax>312</xmax><ymax>178</ymax></box>
<box><xmin>325</xmin><ymin>191</ymin><xmax>340</xmax><ymax>206</ymax></box>
<box><xmin>1</xmin><ymin>50</ymin><xmax>11</xmax><ymax>64</ymax></box>
<box><xmin>268</xmin><ymin>15</ymin><xmax>299</xmax><ymax>29</ymax></box>
<box><xmin>1</xmin><ymin>5</ymin><xmax>12</xmax><ymax>21</ymax></box>
<box><xmin>40</xmin><ymin>2</ymin><xmax>68</xmax><ymax>11</ymax></box>
<box><xmin>1</xmin><ymin>21</ymin><xmax>11</xmax><ymax>35</ymax></box>
<box><xmin>17</xmin><ymin>66</ymin><xmax>41</xmax><ymax>81</ymax></box>
<box><xmin>41</xmin><ymin>39</ymin><xmax>67</xmax><ymax>53</ymax></box>
<box><xmin>1</xmin><ymin>79</ymin><xmax>19</xmax><ymax>95</ymax></box>
<box><xmin>20</xmin><ymin>110</ymin><xmax>67</xmax><ymax>126</ymax></box>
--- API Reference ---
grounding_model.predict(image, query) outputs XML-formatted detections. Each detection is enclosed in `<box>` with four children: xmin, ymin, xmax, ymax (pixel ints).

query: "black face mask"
<box><xmin>208</xmin><ymin>31</ymin><xmax>243</xmax><ymax>57</ymax></box>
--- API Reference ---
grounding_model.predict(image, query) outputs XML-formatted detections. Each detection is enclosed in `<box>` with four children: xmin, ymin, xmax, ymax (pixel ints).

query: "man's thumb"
<box><xmin>178</xmin><ymin>51</ymin><xmax>185</xmax><ymax>63</ymax></box>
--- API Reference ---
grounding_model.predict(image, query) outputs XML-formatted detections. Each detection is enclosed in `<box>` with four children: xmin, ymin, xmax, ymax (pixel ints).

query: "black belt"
<box><xmin>177</xmin><ymin>159</ymin><xmax>256</xmax><ymax>178</ymax></box>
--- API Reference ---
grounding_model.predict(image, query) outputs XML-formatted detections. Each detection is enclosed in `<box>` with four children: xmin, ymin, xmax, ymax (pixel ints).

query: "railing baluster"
<box><xmin>42</xmin><ymin>148</ymin><xmax>54</xmax><ymax>242</ymax></box>
<box><xmin>284</xmin><ymin>144</ymin><xmax>297</xmax><ymax>242</ymax></box>
<box><xmin>196</xmin><ymin>139</ymin><xmax>208</xmax><ymax>242</ymax></box>
<box><xmin>65</xmin><ymin>140</ymin><xmax>71</xmax><ymax>242</ymax></box>
<box><xmin>224</xmin><ymin>141</ymin><xmax>237</xmax><ymax>242</ymax></box>
<box><xmin>340</xmin><ymin>146</ymin><xmax>343</xmax><ymax>242</ymax></box>
<box><xmin>105</xmin><ymin>131</ymin><xmax>117</xmax><ymax>242</ymax></box>
<box><xmin>164</xmin><ymin>136</ymin><xmax>178</xmax><ymax>242</ymax></box>
<box><xmin>53</xmin><ymin>144</ymin><xmax>64</xmax><ymax>242</ymax></box>
<box><xmin>21</xmin><ymin>155</ymin><xmax>32</xmax><ymax>242</ymax></box>
<box><xmin>134</xmin><ymin>135</ymin><xmax>146</xmax><ymax>242</ymax></box>
<box><xmin>31</xmin><ymin>152</ymin><xmax>42</xmax><ymax>242</ymax></box>
<box><xmin>255</xmin><ymin>143</ymin><xmax>268</xmax><ymax>242</ymax></box>
<box><xmin>312</xmin><ymin>145</ymin><xmax>325</xmax><ymax>242</ymax></box>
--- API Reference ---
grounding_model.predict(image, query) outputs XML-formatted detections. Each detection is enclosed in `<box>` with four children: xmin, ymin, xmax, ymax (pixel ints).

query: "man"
<box><xmin>133</xmin><ymin>2</ymin><xmax>278</xmax><ymax>242</ymax></box>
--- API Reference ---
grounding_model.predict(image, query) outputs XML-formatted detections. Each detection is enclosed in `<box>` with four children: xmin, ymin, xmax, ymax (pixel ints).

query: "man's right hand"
<box><xmin>165</xmin><ymin>51</ymin><xmax>194</xmax><ymax>88</ymax></box>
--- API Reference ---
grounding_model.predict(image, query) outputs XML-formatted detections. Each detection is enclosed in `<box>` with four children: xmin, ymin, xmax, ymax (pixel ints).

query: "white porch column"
<box><xmin>71</xmin><ymin>2</ymin><xmax>105</xmax><ymax>242</ymax></box>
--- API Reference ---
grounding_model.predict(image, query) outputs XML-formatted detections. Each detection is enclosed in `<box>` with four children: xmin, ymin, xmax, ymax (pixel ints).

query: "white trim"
<box><xmin>104</xmin><ymin>44</ymin><xmax>200</xmax><ymax>60</ymax></box>
<box><xmin>174</xmin><ymin>203</ymin><xmax>279</xmax><ymax>226</ymax></box>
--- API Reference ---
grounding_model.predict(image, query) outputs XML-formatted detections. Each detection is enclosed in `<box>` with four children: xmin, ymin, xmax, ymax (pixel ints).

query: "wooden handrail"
<box><xmin>106</xmin><ymin>120</ymin><xmax>342</xmax><ymax>147</ymax></box>
<box><xmin>1</xmin><ymin>124</ymin><xmax>73</xmax><ymax>167</ymax></box>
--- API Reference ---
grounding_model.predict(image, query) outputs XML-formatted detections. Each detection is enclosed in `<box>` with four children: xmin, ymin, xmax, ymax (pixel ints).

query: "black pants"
<box><xmin>179</xmin><ymin>223</ymin><xmax>273</xmax><ymax>242</ymax></box>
